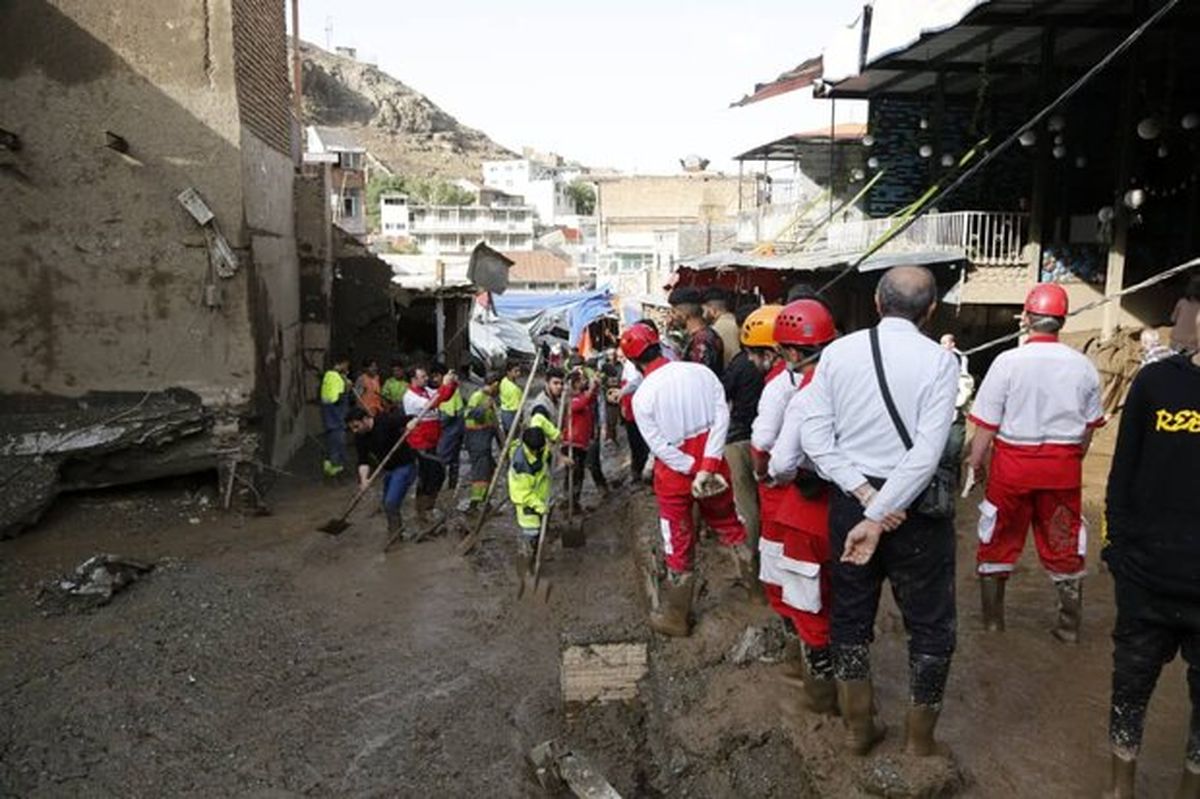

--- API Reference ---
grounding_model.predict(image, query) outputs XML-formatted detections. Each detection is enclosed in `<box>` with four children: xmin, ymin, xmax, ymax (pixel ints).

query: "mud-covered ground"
<box><xmin>0</xmin><ymin>429</ymin><xmax>1191</xmax><ymax>797</ymax></box>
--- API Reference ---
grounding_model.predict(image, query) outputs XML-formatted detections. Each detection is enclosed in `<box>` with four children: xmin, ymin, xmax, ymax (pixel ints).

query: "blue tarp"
<box><xmin>492</xmin><ymin>289</ymin><xmax>616</xmax><ymax>347</ymax></box>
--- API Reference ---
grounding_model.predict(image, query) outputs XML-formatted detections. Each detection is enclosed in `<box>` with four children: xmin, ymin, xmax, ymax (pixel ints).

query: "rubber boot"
<box><xmin>730</xmin><ymin>545</ymin><xmax>764</xmax><ymax>604</ymax></box>
<box><xmin>414</xmin><ymin>494</ymin><xmax>431</xmax><ymax>525</ymax></box>
<box><xmin>1051</xmin><ymin>578</ymin><xmax>1083</xmax><ymax>644</ymax></box>
<box><xmin>650</xmin><ymin>572</ymin><xmax>694</xmax><ymax>637</ymax></box>
<box><xmin>980</xmin><ymin>575</ymin><xmax>1006</xmax><ymax>632</ymax></box>
<box><xmin>1178</xmin><ymin>761</ymin><xmax>1200</xmax><ymax>799</ymax></box>
<box><xmin>903</xmin><ymin>704</ymin><xmax>941</xmax><ymax>757</ymax></box>
<box><xmin>386</xmin><ymin>509</ymin><xmax>402</xmax><ymax>536</ymax></box>
<box><xmin>836</xmin><ymin>679</ymin><xmax>886</xmax><ymax>756</ymax></box>
<box><xmin>514</xmin><ymin>537</ymin><xmax>536</xmax><ymax>594</ymax></box>
<box><xmin>1102</xmin><ymin>752</ymin><xmax>1136</xmax><ymax>799</ymax></box>
<box><xmin>799</xmin><ymin>646</ymin><xmax>838</xmax><ymax>715</ymax></box>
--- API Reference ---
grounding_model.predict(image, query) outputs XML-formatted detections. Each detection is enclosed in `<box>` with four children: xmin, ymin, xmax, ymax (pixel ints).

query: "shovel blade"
<box><xmin>562</xmin><ymin>518</ymin><xmax>586</xmax><ymax>549</ymax></box>
<box><xmin>318</xmin><ymin>518</ymin><xmax>351</xmax><ymax>536</ymax></box>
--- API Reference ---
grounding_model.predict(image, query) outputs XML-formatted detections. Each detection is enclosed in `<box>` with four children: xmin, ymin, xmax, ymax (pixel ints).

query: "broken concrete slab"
<box><xmin>727</xmin><ymin>623</ymin><xmax>789</xmax><ymax>666</ymax></box>
<box><xmin>37</xmin><ymin>554</ymin><xmax>154</xmax><ymax>613</ymax></box>
<box><xmin>561</xmin><ymin>643</ymin><xmax>648</xmax><ymax>705</ymax></box>
<box><xmin>529</xmin><ymin>739</ymin><xmax>622</xmax><ymax>799</ymax></box>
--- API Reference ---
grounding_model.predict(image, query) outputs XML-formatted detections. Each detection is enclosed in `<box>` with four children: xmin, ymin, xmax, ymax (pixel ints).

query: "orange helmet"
<box><xmin>1024</xmin><ymin>283</ymin><xmax>1069</xmax><ymax>317</ymax></box>
<box><xmin>739</xmin><ymin>304</ymin><xmax>783</xmax><ymax>348</ymax></box>
<box><xmin>774</xmin><ymin>299</ymin><xmax>836</xmax><ymax>347</ymax></box>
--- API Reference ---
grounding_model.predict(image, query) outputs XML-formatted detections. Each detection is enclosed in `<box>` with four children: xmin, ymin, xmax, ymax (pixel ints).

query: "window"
<box><xmin>338</xmin><ymin>151</ymin><xmax>363</xmax><ymax>170</ymax></box>
<box><xmin>342</xmin><ymin>188</ymin><xmax>362</xmax><ymax>219</ymax></box>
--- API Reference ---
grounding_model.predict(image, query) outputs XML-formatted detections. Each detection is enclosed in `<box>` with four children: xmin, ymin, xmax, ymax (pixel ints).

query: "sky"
<box><xmin>293</xmin><ymin>0</ymin><xmax>867</xmax><ymax>175</ymax></box>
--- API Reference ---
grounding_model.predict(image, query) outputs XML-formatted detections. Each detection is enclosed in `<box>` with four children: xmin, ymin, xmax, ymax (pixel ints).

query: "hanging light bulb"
<box><xmin>940</xmin><ymin>153</ymin><xmax>954</xmax><ymax>167</ymax></box>
<box><xmin>1054</xmin><ymin>134</ymin><xmax>1064</xmax><ymax>146</ymax></box>
<box><xmin>1137</xmin><ymin>117</ymin><xmax>1162</xmax><ymax>140</ymax></box>
<box><xmin>862</xmin><ymin>133</ymin><xmax>876</xmax><ymax>147</ymax></box>
<box><xmin>1098</xmin><ymin>206</ymin><xmax>1115</xmax><ymax>223</ymax></box>
<box><xmin>852</xmin><ymin>168</ymin><xmax>865</xmax><ymax>182</ymax></box>
<box><xmin>919</xmin><ymin>117</ymin><xmax>929</xmax><ymax>130</ymax></box>
<box><xmin>1048</xmin><ymin>115</ymin><xmax>1066</xmax><ymax>132</ymax></box>
<box><xmin>1075</xmin><ymin>155</ymin><xmax>1088</xmax><ymax>169</ymax></box>
<box><xmin>1019</xmin><ymin>129</ymin><xmax>1037</xmax><ymax>147</ymax></box>
<box><xmin>918</xmin><ymin>144</ymin><xmax>933</xmax><ymax>158</ymax></box>
<box><xmin>867</xmin><ymin>156</ymin><xmax>880</xmax><ymax>169</ymax></box>
<box><xmin>1158</xmin><ymin>144</ymin><xmax>1169</xmax><ymax>158</ymax></box>
<box><xmin>1053</xmin><ymin>145</ymin><xmax>1067</xmax><ymax>159</ymax></box>
<box><xmin>1123</xmin><ymin>188</ymin><xmax>1146</xmax><ymax>209</ymax></box>
<box><xmin>1182</xmin><ymin>112</ymin><xmax>1200</xmax><ymax>131</ymax></box>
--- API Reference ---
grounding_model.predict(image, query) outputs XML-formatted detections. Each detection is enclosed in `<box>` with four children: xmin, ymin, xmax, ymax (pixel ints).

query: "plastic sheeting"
<box><xmin>492</xmin><ymin>289</ymin><xmax>616</xmax><ymax>348</ymax></box>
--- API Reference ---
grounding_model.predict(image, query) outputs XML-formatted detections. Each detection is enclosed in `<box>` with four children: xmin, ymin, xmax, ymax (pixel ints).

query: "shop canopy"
<box><xmin>491</xmin><ymin>288</ymin><xmax>617</xmax><ymax>348</ymax></box>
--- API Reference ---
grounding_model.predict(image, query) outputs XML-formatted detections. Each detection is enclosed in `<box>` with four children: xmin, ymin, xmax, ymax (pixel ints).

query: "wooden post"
<box><xmin>1102</xmin><ymin>19</ymin><xmax>1143</xmax><ymax>341</ymax></box>
<box><xmin>435</xmin><ymin>295</ymin><xmax>446</xmax><ymax>359</ymax></box>
<box><xmin>1026</xmin><ymin>26</ymin><xmax>1056</xmax><ymax>282</ymax></box>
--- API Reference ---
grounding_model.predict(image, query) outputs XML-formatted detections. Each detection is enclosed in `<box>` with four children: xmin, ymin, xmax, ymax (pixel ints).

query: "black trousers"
<box><xmin>829</xmin><ymin>489</ymin><xmax>957</xmax><ymax>660</ymax></box>
<box><xmin>1110</xmin><ymin>576</ymin><xmax>1200</xmax><ymax>762</ymax></box>
<box><xmin>565</xmin><ymin>442</ymin><xmax>607</xmax><ymax>504</ymax></box>
<box><xmin>624</xmin><ymin>419</ymin><xmax>649</xmax><ymax>480</ymax></box>
<box><xmin>415</xmin><ymin>450</ymin><xmax>445</xmax><ymax>498</ymax></box>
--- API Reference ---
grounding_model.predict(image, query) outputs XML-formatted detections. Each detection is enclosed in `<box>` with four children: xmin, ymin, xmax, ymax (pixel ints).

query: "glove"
<box><xmin>691</xmin><ymin>471</ymin><xmax>729</xmax><ymax>499</ymax></box>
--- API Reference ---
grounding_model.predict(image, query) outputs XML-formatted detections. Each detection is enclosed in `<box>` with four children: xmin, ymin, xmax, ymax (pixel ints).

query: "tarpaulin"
<box><xmin>492</xmin><ymin>289</ymin><xmax>616</xmax><ymax>348</ymax></box>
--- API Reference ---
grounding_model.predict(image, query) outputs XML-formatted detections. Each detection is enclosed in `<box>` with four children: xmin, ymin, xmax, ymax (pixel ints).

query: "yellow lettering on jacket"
<box><xmin>1155</xmin><ymin>409</ymin><xmax>1200</xmax><ymax>433</ymax></box>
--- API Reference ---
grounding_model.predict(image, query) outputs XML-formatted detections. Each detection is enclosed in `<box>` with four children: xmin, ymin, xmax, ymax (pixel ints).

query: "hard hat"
<box><xmin>740</xmin><ymin>305</ymin><xmax>783</xmax><ymax>348</ymax></box>
<box><xmin>1024</xmin><ymin>283</ymin><xmax>1069</xmax><ymax>317</ymax></box>
<box><xmin>619</xmin><ymin>323</ymin><xmax>660</xmax><ymax>359</ymax></box>
<box><xmin>774</xmin><ymin>299</ymin><xmax>836</xmax><ymax>347</ymax></box>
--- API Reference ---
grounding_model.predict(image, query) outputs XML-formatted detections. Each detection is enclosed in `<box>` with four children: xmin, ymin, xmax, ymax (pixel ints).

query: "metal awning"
<box><xmin>677</xmin><ymin>248</ymin><xmax>967</xmax><ymax>274</ymax></box>
<box><xmin>734</xmin><ymin>124</ymin><xmax>867</xmax><ymax>162</ymax></box>
<box><xmin>729</xmin><ymin>56</ymin><xmax>823</xmax><ymax>108</ymax></box>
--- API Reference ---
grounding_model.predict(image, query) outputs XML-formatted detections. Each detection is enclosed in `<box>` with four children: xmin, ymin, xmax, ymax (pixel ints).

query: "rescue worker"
<box><xmin>1102</xmin><ymin>307</ymin><xmax>1200</xmax><ymax>798</ymax></box>
<box><xmin>403</xmin><ymin>365</ymin><xmax>459</xmax><ymax>529</ymax></box>
<box><xmin>754</xmin><ymin>300</ymin><xmax>840</xmax><ymax>716</ymax></box>
<box><xmin>668</xmin><ymin>286</ymin><xmax>724</xmax><ymax>377</ymax></box>
<box><xmin>347</xmin><ymin>406</ymin><xmax>415</xmax><ymax>539</ymax></box>
<box><xmin>525</xmin><ymin>366</ymin><xmax>565</xmax><ymax>441</ymax></box>
<box><xmin>320</xmin><ymin>355</ymin><xmax>351</xmax><ymax>477</ymax></box>
<box><xmin>432</xmin><ymin>363</ymin><xmax>466</xmax><ymax>491</ymax></box>
<box><xmin>564</xmin><ymin>366</ymin><xmax>608</xmax><ymax>513</ymax></box>
<box><xmin>464</xmin><ymin>374</ymin><xmax>502</xmax><ymax>511</ymax></box>
<box><xmin>703</xmin><ymin>286</ymin><xmax>742</xmax><ymax>369</ymax></box>
<box><xmin>381</xmin><ymin>359</ymin><xmax>408</xmax><ymax>411</ymax></box>
<box><xmin>619</xmin><ymin>346</ymin><xmax>650</xmax><ymax>485</ymax></box>
<box><xmin>798</xmin><ymin>266</ymin><xmax>959</xmax><ymax>758</ymax></box>
<box><xmin>621</xmin><ymin>322</ymin><xmax>751</xmax><ymax>637</ymax></box>
<box><xmin>722</xmin><ymin>305</ymin><xmax>768</xmax><ymax>559</ymax></box>
<box><xmin>499</xmin><ymin>361</ymin><xmax>523</xmax><ymax>435</ymax></box>
<box><xmin>600</xmin><ymin>349</ymin><xmax>623</xmax><ymax>444</ymax></box>
<box><xmin>966</xmin><ymin>283</ymin><xmax>1104</xmax><ymax>642</ymax></box>
<box><xmin>508</xmin><ymin>426</ymin><xmax>554</xmax><ymax>582</ymax></box>
<box><xmin>354</xmin><ymin>358</ymin><xmax>384</xmax><ymax>416</ymax></box>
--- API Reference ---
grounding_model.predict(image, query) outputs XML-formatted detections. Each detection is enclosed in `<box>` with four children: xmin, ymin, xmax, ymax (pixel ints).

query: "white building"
<box><xmin>481</xmin><ymin>156</ymin><xmax>583</xmax><ymax>227</ymax></box>
<box><xmin>378</xmin><ymin>193</ymin><xmax>410</xmax><ymax>238</ymax></box>
<box><xmin>409</xmin><ymin>203</ymin><xmax>535</xmax><ymax>255</ymax></box>
<box><xmin>304</xmin><ymin>126</ymin><xmax>368</xmax><ymax>235</ymax></box>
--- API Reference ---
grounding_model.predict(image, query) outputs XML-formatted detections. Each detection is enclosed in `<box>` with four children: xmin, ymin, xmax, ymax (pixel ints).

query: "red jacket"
<box><xmin>404</xmin><ymin>381</ymin><xmax>457</xmax><ymax>451</ymax></box>
<box><xmin>564</xmin><ymin>385</ymin><xmax>598</xmax><ymax>450</ymax></box>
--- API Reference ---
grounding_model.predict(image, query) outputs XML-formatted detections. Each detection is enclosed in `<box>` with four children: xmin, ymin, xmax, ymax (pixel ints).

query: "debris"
<box><xmin>727</xmin><ymin>624</ymin><xmax>789</xmax><ymax>666</ymax></box>
<box><xmin>529</xmin><ymin>739</ymin><xmax>622</xmax><ymax>799</ymax></box>
<box><xmin>561</xmin><ymin>642</ymin><xmax>647</xmax><ymax>704</ymax></box>
<box><xmin>38</xmin><ymin>554</ymin><xmax>154</xmax><ymax>613</ymax></box>
<box><xmin>856</xmin><ymin>753</ymin><xmax>965</xmax><ymax>798</ymax></box>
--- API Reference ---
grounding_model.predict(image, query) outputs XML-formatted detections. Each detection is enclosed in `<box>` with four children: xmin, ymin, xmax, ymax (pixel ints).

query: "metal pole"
<box><xmin>828</xmin><ymin>97</ymin><xmax>836</xmax><ymax>217</ymax></box>
<box><xmin>291</xmin><ymin>0</ymin><xmax>303</xmax><ymax>145</ymax></box>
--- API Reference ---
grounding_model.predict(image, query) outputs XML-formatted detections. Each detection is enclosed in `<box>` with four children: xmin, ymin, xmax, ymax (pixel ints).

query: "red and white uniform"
<box><xmin>403</xmin><ymin>381</ymin><xmax>457</xmax><ymax>452</ymax></box>
<box><xmin>968</xmin><ymin>334</ymin><xmax>1104</xmax><ymax>578</ymax></box>
<box><xmin>618</xmin><ymin>359</ymin><xmax>642</xmax><ymax>423</ymax></box>
<box><xmin>759</xmin><ymin>368</ymin><xmax>833</xmax><ymax>648</ymax></box>
<box><xmin>631</xmin><ymin>357</ymin><xmax>746</xmax><ymax>573</ymax></box>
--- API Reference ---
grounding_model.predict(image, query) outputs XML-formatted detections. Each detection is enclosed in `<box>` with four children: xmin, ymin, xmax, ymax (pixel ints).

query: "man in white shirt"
<box><xmin>620</xmin><ymin>322</ymin><xmax>750</xmax><ymax>638</ymax></box>
<box><xmin>966</xmin><ymin>283</ymin><xmax>1104</xmax><ymax>643</ymax></box>
<box><xmin>798</xmin><ymin>266</ymin><xmax>959</xmax><ymax>758</ymax></box>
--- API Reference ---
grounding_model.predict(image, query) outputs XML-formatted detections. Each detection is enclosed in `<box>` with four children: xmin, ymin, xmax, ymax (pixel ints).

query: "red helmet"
<box><xmin>1024</xmin><ymin>283</ymin><xmax>1069</xmax><ymax>317</ymax></box>
<box><xmin>774</xmin><ymin>299</ymin><xmax>836</xmax><ymax>347</ymax></box>
<box><xmin>619</xmin><ymin>323</ymin><xmax>660</xmax><ymax>359</ymax></box>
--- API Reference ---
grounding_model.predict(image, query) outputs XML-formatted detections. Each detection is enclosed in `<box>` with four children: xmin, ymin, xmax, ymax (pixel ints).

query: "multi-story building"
<box><xmin>378</xmin><ymin>193</ymin><xmax>410</xmax><ymax>239</ymax></box>
<box><xmin>481</xmin><ymin>151</ymin><xmax>584</xmax><ymax>227</ymax></box>
<box><xmin>409</xmin><ymin>203</ymin><xmax>535</xmax><ymax>254</ymax></box>
<box><xmin>305</xmin><ymin>126</ymin><xmax>368</xmax><ymax>235</ymax></box>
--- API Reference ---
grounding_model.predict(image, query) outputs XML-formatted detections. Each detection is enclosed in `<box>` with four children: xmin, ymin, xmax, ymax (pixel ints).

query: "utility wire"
<box><xmin>816</xmin><ymin>0</ymin><xmax>1184</xmax><ymax>296</ymax></box>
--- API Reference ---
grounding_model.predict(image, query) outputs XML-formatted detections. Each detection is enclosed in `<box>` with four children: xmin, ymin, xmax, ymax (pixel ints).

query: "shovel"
<box><xmin>520</xmin><ymin>385</ymin><xmax>569</xmax><ymax>602</ymax></box>
<box><xmin>317</xmin><ymin>392</ymin><xmax>441</xmax><ymax>536</ymax></box>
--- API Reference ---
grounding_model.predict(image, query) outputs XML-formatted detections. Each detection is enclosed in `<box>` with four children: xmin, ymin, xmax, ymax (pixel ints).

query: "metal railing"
<box><xmin>825</xmin><ymin>211</ymin><xmax>1029</xmax><ymax>265</ymax></box>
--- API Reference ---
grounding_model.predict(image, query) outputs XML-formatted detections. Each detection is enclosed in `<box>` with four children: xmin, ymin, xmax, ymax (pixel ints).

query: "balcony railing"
<box><xmin>826</xmin><ymin>211</ymin><xmax>1029</xmax><ymax>266</ymax></box>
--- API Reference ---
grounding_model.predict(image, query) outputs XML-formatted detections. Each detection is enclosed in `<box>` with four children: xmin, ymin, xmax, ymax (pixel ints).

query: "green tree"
<box><xmin>365</xmin><ymin>175</ymin><xmax>476</xmax><ymax>232</ymax></box>
<box><xmin>566</xmin><ymin>180</ymin><xmax>596</xmax><ymax>216</ymax></box>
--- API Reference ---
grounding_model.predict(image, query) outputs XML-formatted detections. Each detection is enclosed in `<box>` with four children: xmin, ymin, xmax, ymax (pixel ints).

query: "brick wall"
<box><xmin>231</xmin><ymin>0</ymin><xmax>292</xmax><ymax>156</ymax></box>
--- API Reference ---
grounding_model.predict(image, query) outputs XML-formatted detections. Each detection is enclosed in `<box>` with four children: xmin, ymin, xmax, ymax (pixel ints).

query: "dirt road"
<box><xmin>0</xmin><ymin>433</ymin><xmax>1191</xmax><ymax>797</ymax></box>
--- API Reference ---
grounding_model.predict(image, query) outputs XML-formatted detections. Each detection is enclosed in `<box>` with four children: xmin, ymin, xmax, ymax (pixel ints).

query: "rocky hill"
<box><xmin>297</xmin><ymin>40</ymin><xmax>515</xmax><ymax>180</ymax></box>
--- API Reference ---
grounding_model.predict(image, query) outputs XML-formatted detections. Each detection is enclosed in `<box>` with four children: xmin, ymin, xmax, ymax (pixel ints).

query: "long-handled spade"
<box><xmin>456</xmin><ymin>348</ymin><xmax>544</xmax><ymax>556</ymax></box>
<box><xmin>522</xmin><ymin>386</ymin><xmax>569</xmax><ymax>603</ymax></box>
<box><xmin>316</xmin><ymin>392</ymin><xmax>441</xmax><ymax>537</ymax></box>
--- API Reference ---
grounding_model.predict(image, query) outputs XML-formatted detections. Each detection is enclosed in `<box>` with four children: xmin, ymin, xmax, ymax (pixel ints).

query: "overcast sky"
<box><xmin>294</xmin><ymin>0</ymin><xmax>867</xmax><ymax>174</ymax></box>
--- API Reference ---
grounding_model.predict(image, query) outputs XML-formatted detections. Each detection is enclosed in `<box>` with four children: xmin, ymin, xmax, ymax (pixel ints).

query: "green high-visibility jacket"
<box><xmin>381</xmin><ymin>377</ymin><xmax>408</xmax><ymax>405</ymax></box>
<box><xmin>508</xmin><ymin>441</ymin><xmax>550</xmax><ymax>518</ymax></box>
<box><xmin>320</xmin><ymin>370</ymin><xmax>346</xmax><ymax>405</ymax></box>
<box><xmin>499</xmin><ymin>376</ymin><xmax>523</xmax><ymax>412</ymax></box>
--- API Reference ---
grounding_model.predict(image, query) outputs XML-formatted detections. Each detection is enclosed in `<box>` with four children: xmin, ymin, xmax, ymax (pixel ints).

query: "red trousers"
<box><xmin>656</xmin><ymin>489</ymin><xmax>746</xmax><ymax>574</ymax></box>
<box><xmin>759</xmin><ymin>482</ymin><xmax>832</xmax><ymax>648</ymax></box>
<box><xmin>976</xmin><ymin>477</ymin><xmax>1086</xmax><ymax>578</ymax></box>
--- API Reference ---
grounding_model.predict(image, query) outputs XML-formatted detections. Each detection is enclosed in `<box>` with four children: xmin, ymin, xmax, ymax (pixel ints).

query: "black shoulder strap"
<box><xmin>869</xmin><ymin>326</ymin><xmax>913</xmax><ymax>451</ymax></box>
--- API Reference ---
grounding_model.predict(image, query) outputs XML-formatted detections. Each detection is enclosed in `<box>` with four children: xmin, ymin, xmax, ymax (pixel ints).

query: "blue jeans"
<box><xmin>382</xmin><ymin>463</ymin><xmax>417</xmax><ymax>513</ymax></box>
<box><xmin>437</xmin><ymin>415</ymin><xmax>466</xmax><ymax>489</ymax></box>
<box><xmin>321</xmin><ymin>402</ymin><xmax>347</xmax><ymax>466</ymax></box>
<box><xmin>500</xmin><ymin>410</ymin><xmax>517</xmax><ymax>437</ymax></box>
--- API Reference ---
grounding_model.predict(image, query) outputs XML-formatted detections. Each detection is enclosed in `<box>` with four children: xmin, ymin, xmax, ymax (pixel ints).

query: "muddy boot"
<box><xmin>386</xmin><ymin>509</ymin><xmax>402</xmax><ymax>536</ymax></box>
<box><xmin>1179</xmin><ymin>762</ymin><xmax>1200</xmax><ymax>799</ymax></box>
<box><xmin>836</xmin><ymin>679</ymin><xmax>886</xmax><ymax>756</ymax></box>
<box><xmin>729</xmin><ymin>545</ymin><xmax>764</xmax><ymax>604</ymax></box>
<box><xmin>649</xmin><ymin>572</ymin><xmax>694</xmax><ymax>637</ymax></box>
<box><xmin>514</xmin><ymin>537</ymin><xmax>536</xmax><ymax>595</ymax></box>
<box><xmin>979</xmin><ymin>574</ymin><xmax>1006</xmax><ymax>632</ymax></box>
<box><xmin>903</xmin><ymin>704</ymin><xmax>942</xmax><ymax>757</ymax></box>
<box><xmin>1051</xmin><ymin>578</ymin><xmax>1083</xmax><ymax>644</ymax></box>
<box><xmin>1102</xmin><ymin>752</ymin><xmax>1137</xmax><ymax>799</ymax></box>
<box><xmin>799</xmin><ymin>645</ymin><xmax>838</xmax><ymax>716</ymax></box>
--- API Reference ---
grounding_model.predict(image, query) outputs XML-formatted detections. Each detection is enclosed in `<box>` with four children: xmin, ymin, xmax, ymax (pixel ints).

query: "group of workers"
<box><xmin>615</xmin><ymin>269</ymin><xmax>1199</xmax><ymax>796</ymax></box>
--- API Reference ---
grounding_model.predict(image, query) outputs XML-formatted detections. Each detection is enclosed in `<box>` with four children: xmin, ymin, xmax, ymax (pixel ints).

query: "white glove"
<box><xmin>691</xmin><ymin>471</ymin><xmax>729</xmax><ymax>499</ymax></box>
